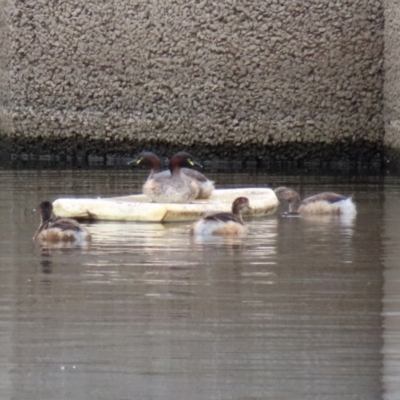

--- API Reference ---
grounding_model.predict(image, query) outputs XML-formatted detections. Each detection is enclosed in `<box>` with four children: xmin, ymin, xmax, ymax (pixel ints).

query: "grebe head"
<box><xmin>169</xmin><ymin>152</ymin><xmax>202</xmax><ymax>173</ymax></box>
<box><xmin>232</xmin><ymin>197</ymin><xmax>251</xmax><ymax>215</ymax></box>
<box><xmin>274</xmin><ymin>187</ymin><xmax>299</xmax><ymax>201</ymax></box>
<box><xmin>128</xmin><ymin>152</ymin><xmax>163</xmax><ymax>171</ymax></box>
<box><xmin>39</xmin><ymin>201</ymin><xmax>54</xmax><ymax>222</ymax></box>
<box><xmin>274</xmin><ymin>187</ymin><xmax>301</xmax><ymax>213</ymax></box>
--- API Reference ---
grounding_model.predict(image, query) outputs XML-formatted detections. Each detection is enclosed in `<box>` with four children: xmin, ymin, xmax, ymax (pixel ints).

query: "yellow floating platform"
<box><xmin>53</xmin><ymin>188</ymin><xmax>278</xmax><ymax>222</ymax></box>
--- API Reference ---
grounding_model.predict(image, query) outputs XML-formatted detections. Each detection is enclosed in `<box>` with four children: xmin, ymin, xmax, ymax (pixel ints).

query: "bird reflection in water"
<box><xmin>40</xmin><ymin>258</ymin><xmax>53</xmax><ymax>274</ymax></box>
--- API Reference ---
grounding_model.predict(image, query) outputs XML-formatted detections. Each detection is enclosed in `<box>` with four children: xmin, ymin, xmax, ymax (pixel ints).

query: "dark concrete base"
<box><xmin>383</xmin><ymin>146</ymin><xmax>400</xmax><ymax>173</ymax></box>
<box><xmin>0</xmin><ymin>135</ymin><xmax>384</xmax><ymax>172</ymax></box>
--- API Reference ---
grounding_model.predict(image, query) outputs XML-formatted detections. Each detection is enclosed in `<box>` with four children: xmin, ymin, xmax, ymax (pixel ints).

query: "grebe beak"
<box><xmin>188</xmin><ymin>159</ymin><xmax>203</xmax><ymax>169</ymax></box>
<box><xmin>128</xmin><ymin>157</ymin><xmax>142</xmax><ymax>166</ymax></box>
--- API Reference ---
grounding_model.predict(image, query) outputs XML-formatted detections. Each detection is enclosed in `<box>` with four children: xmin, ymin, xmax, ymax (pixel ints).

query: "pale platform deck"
<box><xmin>53</xmin><ymin>188</ymin><xmax>279</xmax><ymax>222</ymax></box>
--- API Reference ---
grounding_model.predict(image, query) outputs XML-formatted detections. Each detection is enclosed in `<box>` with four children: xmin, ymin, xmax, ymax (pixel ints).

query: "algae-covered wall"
<box><xmin>0</xmin><ymin>0</ymin><xmax>384</xmax><ymax>163</ymax></box>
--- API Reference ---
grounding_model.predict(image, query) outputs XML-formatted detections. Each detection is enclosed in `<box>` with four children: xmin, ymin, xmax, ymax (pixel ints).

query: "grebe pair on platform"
<box><xmin>130</xmin><ymin>151</ymin><xmax>215</xmax><ymax>203</ymax></box>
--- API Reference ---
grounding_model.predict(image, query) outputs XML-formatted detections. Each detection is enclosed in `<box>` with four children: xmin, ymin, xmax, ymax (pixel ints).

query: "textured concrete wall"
<box><xmin>0</xmin><ymin>0</ymin><xmax>12</xmax><ymax>138</ymax></box>
<box><xmin>0</xmin><ymin>0</ymin><xmax>384</xmax><ymax>164</ymax></box>
<box><xmin>384</xmin><ymin>0</ymin><xmax>400</xmax><ymax>168</ymax></box>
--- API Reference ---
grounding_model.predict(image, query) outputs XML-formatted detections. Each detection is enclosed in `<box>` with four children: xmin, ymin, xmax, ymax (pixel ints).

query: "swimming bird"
<box><xmin>190</xmin><ymin>197</ymin><xmax>251</xmax><ymax>235</ymax></box>
<box><xmin>34</xmin><ymin>201</ymin><xmax>92</xmax><ymax>242</ymax></box>
<box><xmin>140</xmin><ymin>152</ymin><xmax>203</xmax><ymax>203</ymax></box>
<box><xmin>129</xmin><ymin>151</ymin><xmax>215</xmax><ymax>199</ymax></box>
<box><xmin>274</xmin><ymin>187</ymin><xmax>356</xmax><ymax>215</ymax></box>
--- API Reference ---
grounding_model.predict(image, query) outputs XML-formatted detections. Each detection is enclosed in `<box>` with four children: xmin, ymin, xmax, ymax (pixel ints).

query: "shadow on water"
<box><xmin>0</xmin><ymin>168</ymin><xmax>394</xmax><ymax>399</ymax></box>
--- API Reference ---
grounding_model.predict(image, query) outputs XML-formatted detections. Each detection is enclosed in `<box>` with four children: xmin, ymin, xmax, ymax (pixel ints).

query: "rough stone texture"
<box><xmin>384</xmin><ymin>0</ymin><xmax>400</xmax><ymax>170</ymax></box>
<box><xmin>0</xmin><ymin>0</ymin><xmax>12</xmax><ymax>139</ymax></box>
<box><xmin>0</xmin><ymin>0</ymin><xmax>385</xmax><ymax>166</ymax></box>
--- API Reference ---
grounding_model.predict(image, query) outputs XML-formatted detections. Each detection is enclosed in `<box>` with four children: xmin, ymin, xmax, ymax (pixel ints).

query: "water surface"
<box><xmin>0</xmin><ymin>168</ymin><xmax>397</xmax><ymax>399</ymax></box>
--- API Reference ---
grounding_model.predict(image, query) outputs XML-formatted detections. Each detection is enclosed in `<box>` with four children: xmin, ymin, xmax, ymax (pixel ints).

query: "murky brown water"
<box><xmin>0</xmin><ymin>167</ymin><xmax>398</xmax><ymax>399</ymax></box>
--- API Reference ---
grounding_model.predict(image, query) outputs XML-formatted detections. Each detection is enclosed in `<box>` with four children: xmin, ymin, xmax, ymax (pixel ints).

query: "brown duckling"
<box><xmin>34</xmin><ymin>201</ymin><xmax>92</xmax><ymax>242</ymax></box>
<box><xmin>274</xmin><ymin>187</ymin><xmax>356</xmax><ymax>215</ymax></box>
<box><xmin>190</xmin><ymin>197</ymin><xmax>251</xmax><ymax>235</ymax></box>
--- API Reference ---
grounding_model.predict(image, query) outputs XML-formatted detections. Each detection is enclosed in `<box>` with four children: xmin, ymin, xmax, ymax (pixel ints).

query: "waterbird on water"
<box><xmin>34</xmin><ymin>201</ymin><xmax>92</xmax><ymax>242</ymax></box>
<box><xmin>190</xmin><ymin>197</ymin><xmax>251</xmax><ymax>235</ymax></box>
<box><xmin>274</xmin><ymin>187</ymin><xmax>356</xmax><ymax>216</ymax></box>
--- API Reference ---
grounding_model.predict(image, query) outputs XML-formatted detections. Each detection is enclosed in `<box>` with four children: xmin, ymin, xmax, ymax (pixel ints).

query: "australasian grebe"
<box><xmin>190</xmin><ymin>197</ymin><xmax>251</xmax><ymax>235</ymax></box>
<box><xmin>274</xmin><ymin>187</ymin><xmax>356</xmax><ymax>215</ymax></box>
<box><xmin>141</xmin><ymin>152</ymin><xmax>203</xmax><ymax>203</ymax></box>
<box><xmin>183</xmin><ymin>168</ymin><xmax>215</xmax><ymax>199</ymax></box>
<box><xmin>33</xmin><ymin>201</ymin><xmax>92</xmax><ymax>242</ymax></box>
<box><xmin>130</xmin><ymin>151</ymin><xmax>215</xmax><ymax>199</ymax></box>
<box><xmin>128</xmin><ymin>151</ymin><xmax>163</xmax><ymax>181</ymax></box>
